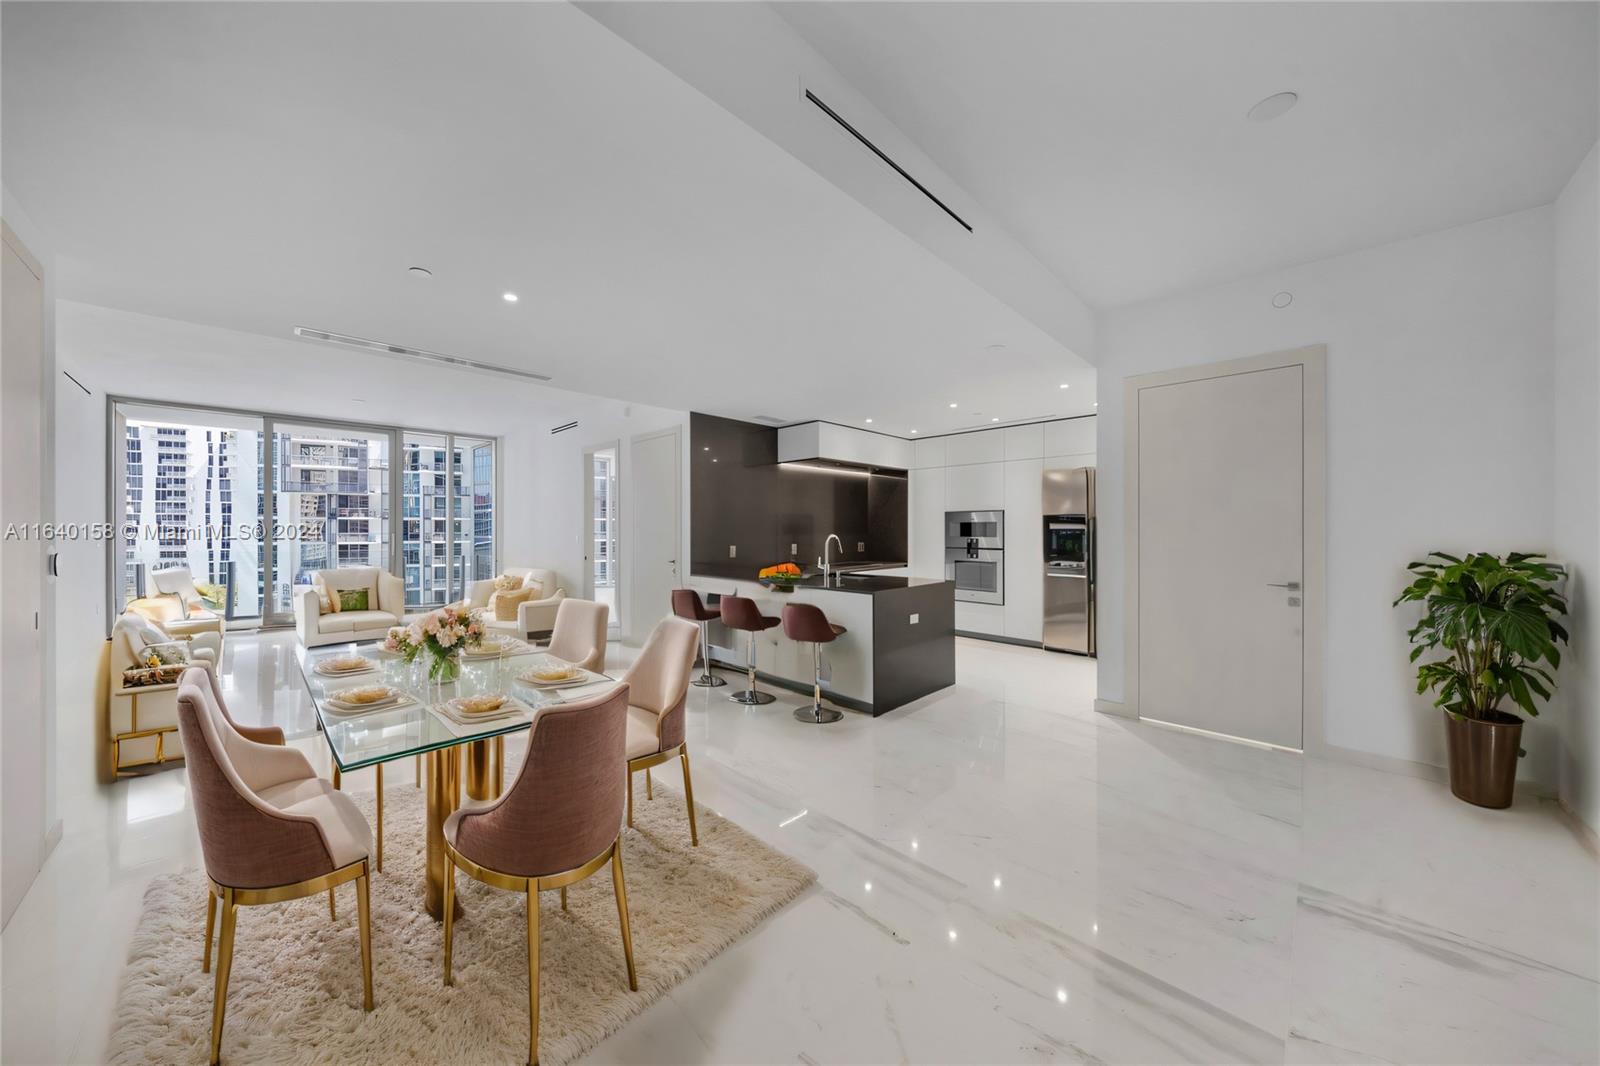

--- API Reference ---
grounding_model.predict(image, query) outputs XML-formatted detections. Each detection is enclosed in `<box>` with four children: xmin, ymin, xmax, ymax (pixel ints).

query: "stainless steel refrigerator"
<box><xmin>1042</xmin><ymin>467</ymin><xmax>1096</xmax><ymax>655</ymax></box>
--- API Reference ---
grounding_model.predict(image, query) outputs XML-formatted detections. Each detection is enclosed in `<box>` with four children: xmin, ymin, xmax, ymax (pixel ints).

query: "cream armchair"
<box><xmin>466</xmin><ymin>567</ymin><xmax>565</xmax><ymax>641</ymax></box>
<box><xmin>104</xmin><ymin>609</ymin><xmax>220</xmax><ymax>776</ymax></box>
<box><xmin>129</xmin><ymin>580</ymin><xmax>225</xmax><ymax>647</ymax></box>
<box><xmin>293</xmin><ymin>566</ymin><xmax>404</xmax><ymax>648</ymax></box>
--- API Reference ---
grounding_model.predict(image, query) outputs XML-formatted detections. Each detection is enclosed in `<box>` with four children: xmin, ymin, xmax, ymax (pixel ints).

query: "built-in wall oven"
<box><xmin>945</xmin><ymin>510</ymin><xmax>1005</xmax><ymax>604</ymax></box>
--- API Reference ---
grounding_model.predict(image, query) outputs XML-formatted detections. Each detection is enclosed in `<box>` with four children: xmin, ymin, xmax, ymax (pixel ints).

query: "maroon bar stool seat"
<box><xmin>782</xmin><ymin>603</ymin><xmax>847</xmax><ymax>723</ymax></box>
<box><xmin>672</xmin><ymin>589</ymin><xmax>726</xmax><ymax>688</ymax></box>
<box><xmin>719</xmin><ymin>595</ymin><xmax>780</xmax><ymax>706</ymax></box>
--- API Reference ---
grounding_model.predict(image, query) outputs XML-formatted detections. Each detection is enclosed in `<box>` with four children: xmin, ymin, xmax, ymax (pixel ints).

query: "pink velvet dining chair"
<box><xmin>175</xmin><ymin>668</ymin><xmax>375</xmax><ymax>1065</ymax></box>
<box><xmin>441</xmin><ymin>682</ymin><xmax>636</xmax><ymax>1066</ymax></box>
<box><xmin>621</xmin><ymin>616</ymin><xmax>702</xmax><ymax>844</ymax></box>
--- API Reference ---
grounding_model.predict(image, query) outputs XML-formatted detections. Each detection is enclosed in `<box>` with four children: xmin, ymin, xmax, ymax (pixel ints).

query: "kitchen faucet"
<box><xmin>821</xmin><ymin>534</ymin><xmax>844</xmax><ymax>585</ymax></box>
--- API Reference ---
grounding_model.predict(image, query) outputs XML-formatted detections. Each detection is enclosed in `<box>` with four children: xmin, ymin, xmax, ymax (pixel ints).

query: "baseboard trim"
<box><xmin>1094</xmin><ymin>698</ymin><xmax>1135</xmax><ymax>719</ymax></box>
<box><xmin>954</xmin><ymin>630</ymin><xmax>1043</xmax><ymax>649</ymax></box>
<box><xmin>1556</xmin><ymin>796</ymin><xmax>1600</xmax><ymax>858</ymax></box>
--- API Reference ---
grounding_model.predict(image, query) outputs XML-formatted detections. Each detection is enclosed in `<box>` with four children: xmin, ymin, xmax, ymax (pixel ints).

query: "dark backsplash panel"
<box><xmin>691</xmin><ymin>412</ymin><xmax>908</xmax><ymax>579</ymax></box>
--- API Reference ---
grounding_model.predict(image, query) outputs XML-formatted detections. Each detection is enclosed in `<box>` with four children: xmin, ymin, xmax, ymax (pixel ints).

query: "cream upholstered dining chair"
<box><xmin>545</xmin><ymin>597</ymin><xmax>609</xmax><ymax>672</ymax></box>
<box><xmin>175</xmin><ymin>668</ymin><xmax>374</xmax><ymax>1065</ymax></box>
<box><xmin>441</xmin><ymin>683</ymin><xmax>637</xmax><ymax>1066</ymax></box>
<box><xmin>621</xmin><ymin>617</ymin><xmax>702</xmax><ymax>845</ymax></box>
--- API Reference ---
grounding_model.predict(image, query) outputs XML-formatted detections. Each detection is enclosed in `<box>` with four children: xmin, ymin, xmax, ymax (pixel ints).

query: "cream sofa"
<box><xmin>103</xmin><ymin>609</ymin><xmax>221</xmax><ymax>776</ymax></box>
<box><xmin>293</xmin><ymin>566</ymin><xmax>405</xmax><ymax>647</ymax></box>
<box><xmin>466</xmin><ymin>567</ymin><xmax>565</xmax><ymax>641</ymax></box>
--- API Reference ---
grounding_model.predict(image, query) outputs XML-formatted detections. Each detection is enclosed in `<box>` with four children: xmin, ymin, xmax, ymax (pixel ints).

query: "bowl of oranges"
<box><xmin>757</xmin><ymin>562</ymin><xmax>804</xmax><ymax>592</ymax></box>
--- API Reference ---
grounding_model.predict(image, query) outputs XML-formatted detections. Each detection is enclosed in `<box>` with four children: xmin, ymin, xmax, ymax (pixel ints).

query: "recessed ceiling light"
<box><xmin>1248</xmin><ymin>91</ymin><xmax>1299</xmax><ymax>122</ymax></box>
<box><xmin>948</xmin><ymin>402</ymin><xmax>958</xmax><ymax>409</ymax></box>
<box><xmin>1094</xmin><ymin>402</ymin><xmax>1099</xmax><ymax>408</ymax></box>
<box><xmin>910</xmin><ymin>429</ymin><xmax>918</xmax><ymax>435</ymax></box>
<box><xmin>1272</xmin><ymin>290</ymin><xmax>1294</xmax><ymax>308</ymax></box>
<box><xmin>502</xmin><ymin>292</ymin><xmax>519</xmax><ymax>303</ymax></box>
<box><xmin>991</xmin><ymin>417</ymin><xmax>1000</xmax><ymax>423</ymax></box>
<box><xmin>1059</xmin><ymin>383</ymin><xmax>1070</xmax><ymax>389</ymax></box>
<box><xmin>407</xmin><ymin>266</ymin><xmax>432</xmax><ymax>278</ymax></box>
<box><xmin>864</xmin><ymin>418</ymin><xmax>873</xmax><ymax>424</ymax></box>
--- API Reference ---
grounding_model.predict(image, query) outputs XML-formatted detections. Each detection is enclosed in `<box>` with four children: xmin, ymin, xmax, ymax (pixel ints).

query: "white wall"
<box><xmin>1</xmin><ymin>185</ymin><xmax>61</xmax><ymax>925</ymax></box>
<box><xmin>1553</xmin><ymin>141</ymin><xmax>1600</xmax><ymax>833</ymax></box>
<box><xmin>510</xmin><ymin>404</ymin><xmax>689</xmax><ymax>646</ymax></box>
<box><xmin>1096</xmin><ymin>208</ymin><xmax>1562</xmax><ymax>786</ymax></box>
<box><xmin>907</xmin><ymin>418</ymin><xmax>1095</xmax><ymax>642</ymax></box>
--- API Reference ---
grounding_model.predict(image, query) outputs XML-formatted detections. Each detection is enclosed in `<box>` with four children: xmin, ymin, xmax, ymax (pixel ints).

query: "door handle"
<box><xmin>1267</xmin><ymin>581</ymin><xmax>1301</xmax><ymax>590</ymax></box>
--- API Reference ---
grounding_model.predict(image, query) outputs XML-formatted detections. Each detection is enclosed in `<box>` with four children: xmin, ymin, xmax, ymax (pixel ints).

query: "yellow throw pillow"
<box><xmin>493</xmin><ymin>573</ymin><xmax>522</xmax><ymax>593</ymax></box>
<box><xmin>312</xmin><ymin>575</ymin><xmax>335</xmax><ymax>613</ymax></box>
<box><xmin>491</xmin><ymin>586</ymin><xmax>538</xmax><ymax>621</ymax></box>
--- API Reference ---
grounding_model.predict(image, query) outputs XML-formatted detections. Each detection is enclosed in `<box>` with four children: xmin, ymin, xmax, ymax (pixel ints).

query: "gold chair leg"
<box><xmin>415</xmin><ymin>754</ymin><xmax>421</xmax><ymax>788</ymax></box>
<box><xmin>560</xmin><ymin>886</ymin><xmax>567</xmax><ymax>911</ymax></box>
<box><xmin>202</xmin><ymin>889</ymin><xmax>216</xmax><ymax>973</ymax></box>
<box><xmin>209</xmin><ymin>888</ymin><xmax>238</xmax><ymax>1066</ymax></box>
<box><xmin>611</xmin><ymin>838</ymin><xmax>638</xmax><ymax>991</ymax></box>
<box><xmin>442</xmin><ymin>856</ymin><xmax>456</xmax><ymax>986</ymax></box>
<box><xmin>329</xmin><ymin>887</ymin><xmax>336</xmax><ymax>921</ymax></box>
<box><xmin>375</xmin><ymin>763</ymin><xmax>384</xmax><ymax>873</ymax></box>
<box><xmin>681</xmin><ymin>745</ymin><xmax>700</xmax><ymax>848</ymax></box>
<box><xmin>527</xmin><ymin>883</ymin><xmax>542</xmax><ymax>1066</ymax></box>
<box><xmin>645</xmin><ymin>767</ymin><xmax>653</xmax><ymax>801</ymax></box>
<box><xmin>626</xmin><ymin>768</ymin><xmax>635</xmax><ymax>828</ymax></box>
<box><xmin>357</xmin><ymin>868</ymin><xmax>374</xmax><ymax>1011</ymax></box>
<box><xmin>333</xmin><ymin>765</ymin><xmax>341</xmax><ymax>789</ymax></box>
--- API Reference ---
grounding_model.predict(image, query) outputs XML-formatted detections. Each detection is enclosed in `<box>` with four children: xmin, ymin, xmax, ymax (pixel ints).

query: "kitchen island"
<box><xmin>686</xmin><ymin>571</ymin><xmax>956</xmax><ymax>716</ymax></box>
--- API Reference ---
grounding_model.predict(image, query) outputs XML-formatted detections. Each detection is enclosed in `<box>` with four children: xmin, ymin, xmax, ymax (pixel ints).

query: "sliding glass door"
<box><xmin>265</xmin><ymin>423</ymin><xmax>392</xmax><ymax>623</ymax></box>
<box><xmin>401</xmin><ymin>432</ymin><xmax>451</xmax><ymax>609</ymax></box>
<box><xmin>454</xmin><ymin>436</ymin><xmax>496</xmax><ymax>594</ymax></box>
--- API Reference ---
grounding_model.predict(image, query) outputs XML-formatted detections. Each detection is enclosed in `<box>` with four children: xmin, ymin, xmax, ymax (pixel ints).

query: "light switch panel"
<box><xmin>857</xmin><ymin>541</ymin><xmax>866</xmax><ymax>552</ymax></box>
<box><xmin>790</xmin><ymin>543</ymin><xmax>798</xmax><ymax>555</ymax></box>
<box><xmin>909</xmin><ymin>613</ymin><xmax>920</xmax><ymax>625</ymax></box>
<box><xmin>729</xmin><ymin>545</ymin><xmax>737</xmax><ymax>559</ymax></box>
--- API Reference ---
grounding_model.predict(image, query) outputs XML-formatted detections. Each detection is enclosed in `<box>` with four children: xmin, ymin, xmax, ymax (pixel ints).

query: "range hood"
<box><xmin>777</xmin><ymin>421</ymin><xmax>913</xmax><ymax>472</ymax></box>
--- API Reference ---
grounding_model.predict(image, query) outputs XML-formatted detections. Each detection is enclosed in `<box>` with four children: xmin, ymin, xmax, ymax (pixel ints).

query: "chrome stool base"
<box><xmin>794</xmin><ymin>704</ymin><xmax>843</xmax><ymax>724</ymax></box>
<box><xmin>691</xmin><ymin>621</ymin><xmax>729</xmax><ymax>687</ymax></box>
<box><xmin>729</xmin><ymin>689</ymin><xmax>776</xmax><ymax>705</ymax></box>
<box><xmin>692</xmin><ymin>673</ymin><xmax>727</xmax><ymax>688</ymax></box>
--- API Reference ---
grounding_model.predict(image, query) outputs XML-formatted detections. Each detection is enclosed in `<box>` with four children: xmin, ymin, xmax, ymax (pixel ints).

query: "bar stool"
<box><xmin>672</xmin><ymin>589</ymin><xmax>726</xmax><ymax>688</ymax></box>
<box><xmin>782</xmin><ymin>602</ymin><xmax>846</xmax><ymax>724</ymax></box>
<box><xmin>719</xmin><ymin>596</ymin><xmax>779</xmax><ymax>705</ymax></box>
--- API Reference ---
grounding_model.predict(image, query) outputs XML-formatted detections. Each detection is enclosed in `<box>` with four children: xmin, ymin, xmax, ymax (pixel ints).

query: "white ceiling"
<box><xmin>1</xmin><ymin>2</ymin><xmax>1095</xmax><ymax>440</ymax></box>
<box><xmin>775</xmin><ymin>1</ymin><xmax>1600</xmax><ymax>307</ymax></box>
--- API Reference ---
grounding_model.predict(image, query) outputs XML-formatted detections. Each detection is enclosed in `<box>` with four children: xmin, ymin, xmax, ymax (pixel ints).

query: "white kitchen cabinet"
<box><xmin>1004</xmin><ymin>423</ymin><xmax>1044</xmax><ymax>460</ymax></box>
<box><xmin>945</xmin><ymin>428</ymin><xmax>1006</xmax><ymax>466</ymax></box>
<box><xmin>913</xmin><ymin>436</ymin><xmax>947</xmax><ymax>469</ymax></box>
<box><xmin>1003</xmin><ymin>457</ymin><xmax>1043</xmax><ymax>642</ymax></box>
<box><xmin>955</xmin><ymin>601</ymin><xmax>1006</xmax><ymax>637</ymax></box>
<box><xmin>909</xmin><ymin>466</ymin><xmax>947</xmax><ymax>580</ymax></box>
<box><xmin>1044</xmin><ymin>417</ymin><xmax>1096</xmax><ymax>459</ymax></box>
<box><xmin>945</xmin><ymin>461</ymin><xmax>1004</xmax><ymax>513</ymax></box>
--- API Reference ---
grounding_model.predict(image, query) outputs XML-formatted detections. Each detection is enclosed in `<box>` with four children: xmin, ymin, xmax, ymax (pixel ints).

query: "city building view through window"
<box><xmin>112</xmin><ymin>401</ymin><xmax>494</xmax><ymax>625</ymax></box>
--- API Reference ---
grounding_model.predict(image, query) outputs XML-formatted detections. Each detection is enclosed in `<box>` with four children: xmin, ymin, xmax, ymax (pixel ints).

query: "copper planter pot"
<box><xmin>1443</xmin><ymin>710</ymin><xmax>1523</xmax><ymax>809</ymax></box>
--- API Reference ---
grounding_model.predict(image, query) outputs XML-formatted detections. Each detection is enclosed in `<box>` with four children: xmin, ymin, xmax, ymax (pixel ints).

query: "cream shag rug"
<box><xmin>108</xmin><ymin>779</ymin><xmax>814</xmax><ymax>1064</ymax></box>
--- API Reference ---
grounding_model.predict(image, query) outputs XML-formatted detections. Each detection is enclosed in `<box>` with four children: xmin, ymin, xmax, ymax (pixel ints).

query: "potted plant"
<box><xmin>1394</xmin><ymin>552</ymin><xmax>1568</xmax><ymax>808</ymax></box>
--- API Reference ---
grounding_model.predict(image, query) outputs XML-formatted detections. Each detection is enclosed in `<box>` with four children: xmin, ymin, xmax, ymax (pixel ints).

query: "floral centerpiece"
<box><xmin>758</xmin><ymin>562</ymin><xmax>803</xmax><ymax>592</ymax></box>
<box><xmin>388</xmin><ymin>604</ymin><xmax>485</xmax><ymax>682</ymax></box>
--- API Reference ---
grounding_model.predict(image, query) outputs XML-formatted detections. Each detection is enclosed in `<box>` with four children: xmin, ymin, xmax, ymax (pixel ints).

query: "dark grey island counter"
<box><xmin>686</xmin><ymin>571</ymin><xmax>956</xmax><ymax>716</ymax></box>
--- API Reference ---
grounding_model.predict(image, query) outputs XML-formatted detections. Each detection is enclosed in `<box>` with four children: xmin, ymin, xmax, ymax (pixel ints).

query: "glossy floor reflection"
<box><xmin>3</xmin><ymin>632</ymin><xmax>1595</xmax><ymax>1064</ymax></box>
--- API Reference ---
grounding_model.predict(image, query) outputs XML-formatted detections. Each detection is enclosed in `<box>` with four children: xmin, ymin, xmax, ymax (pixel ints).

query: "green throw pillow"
<box><xmin>338</xmin><ymin>588</ymin><xmax>370</xmax><ymax>612</ymax></box>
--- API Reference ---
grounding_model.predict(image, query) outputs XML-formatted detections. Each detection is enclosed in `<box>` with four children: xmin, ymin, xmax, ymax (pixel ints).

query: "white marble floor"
<box><xmin>3</xmin><ymin>632</ymin><xmax>1596</xmax><ymax>1064</ymax></box>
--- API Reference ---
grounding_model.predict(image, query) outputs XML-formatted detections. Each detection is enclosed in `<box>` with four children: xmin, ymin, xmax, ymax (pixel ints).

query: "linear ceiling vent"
<box><xmin>550</xmin><ymin>420</ymin><xmax>579</xmax><ymax>435</ymax></box>
<box><xmin>292</xmin><ymin>327</ymin><xmax>553</xmax><ymax>383</ymax></box>
<box><xmin>804</xmin><ymin>89</ymin><xmax>973</xmax><ymax>233</ymax></box>
<box><xmin>750</xmin><ymin>415</ymin><xmax>788</xmax><ymax>426</ymax></box>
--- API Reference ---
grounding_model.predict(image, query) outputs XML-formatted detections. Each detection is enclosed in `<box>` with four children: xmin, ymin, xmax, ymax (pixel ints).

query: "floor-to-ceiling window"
<box><xmin>590</xmin><ymin>448</ymin><xmax>617</xmax><ymax>625</ymax></box>
<box><xmin>109</xmin><ymin>399</ymin><xmax>495</xmax><ymax>628</ymax></box>
<box><xmin>112</xmin><ymin>404</ymin><xmax>265</xmax><ymax>621</ymax></box>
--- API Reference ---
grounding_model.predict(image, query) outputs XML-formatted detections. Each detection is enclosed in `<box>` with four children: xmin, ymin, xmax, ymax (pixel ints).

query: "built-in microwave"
<box><xmin>1044</xmin><ymin>519</ymin><xmax>1090</xmax><ymax>568</ymax></box>
<box><xmin>946</xmin><ymin>545</ymin><xmax>1004</xmax><ymax>604</ymax></box>
<box><xmin>945</xmin><ymin>510</ymin><xmax>1005</xmax><ymax>551</ymax></box>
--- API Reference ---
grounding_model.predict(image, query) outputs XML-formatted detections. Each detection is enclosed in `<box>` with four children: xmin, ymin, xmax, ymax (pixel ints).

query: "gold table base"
<box><xmin>425</xmin><ymin>735</ymin><xmax>504</xmax><ymax>921</ymax></box>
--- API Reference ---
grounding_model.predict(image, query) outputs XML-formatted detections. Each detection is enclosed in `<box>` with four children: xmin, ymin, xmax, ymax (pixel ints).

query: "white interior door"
<box><xmin>1138</xmin><ymin>365</ymin><xmax>1304</xmax><ymax>748</ymax></box>
<box><xmin>627</xmin><ymin>428</ymin><xmax>680</xmax><ymax>643</ymax></box>
<box><xmin>2</xmin><ymin>224</ymin><xmax>47</xmax><ymax>924</ymax></box>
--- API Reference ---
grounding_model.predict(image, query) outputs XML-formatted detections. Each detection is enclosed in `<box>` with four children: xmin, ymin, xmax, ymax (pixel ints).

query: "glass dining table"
<box><xmin>295</xmin><ymin>639</ymin><xmax>619</xmax><ymax>920</ymax></box>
